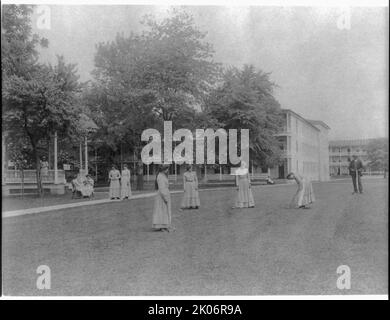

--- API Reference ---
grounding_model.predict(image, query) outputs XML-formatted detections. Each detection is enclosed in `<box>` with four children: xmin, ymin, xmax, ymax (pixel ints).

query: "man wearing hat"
<box><xmin>349</xmin><ymin>155</ymin><xmax>364</xmax><ymax>194</ymax></box>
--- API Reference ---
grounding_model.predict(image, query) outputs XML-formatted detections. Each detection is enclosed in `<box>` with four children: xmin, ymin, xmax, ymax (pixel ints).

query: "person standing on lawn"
<box><xmin>120</xmin><ymin>164</ymin><xmax>132</xmax><ymax>200</ymax></box>
<box><xmin>108</xmin><ymin>165</ymin><xmax>121</xmax><ymax>200</ymax></box>
<box><xmin>232</xmin><ymin>160</ymin><xmax>255</xmax><ymax>208</ymax></box>
<box><xmin>152</xmin><ymin>164</ymin><xmax>173</xmax><ymax>232</ymax></box>
<box><xmin>349</xmin><ymin>154</ymin><xmax>364</xmax><ymax>194</ymax></box>
<box><xmin>181</xmin><ymin>165</ymin><xmax>200</xmax><ymax>209</ymax></box>
<box><xmin>40</xmin><ymin>156</ymin><xmax>49</xmax><ymax>180</ymax></box>
<box><xmin>287</xmin><ymin>172</ymin><xmax>315</xmax><ymax>209</ymax></box>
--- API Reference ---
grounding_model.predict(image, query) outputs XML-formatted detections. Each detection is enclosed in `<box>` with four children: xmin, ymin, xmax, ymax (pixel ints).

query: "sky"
<box><xmin>29</xmin><ymin>5</ymin><xmax>388</xmax><ymax>140</ymax></box>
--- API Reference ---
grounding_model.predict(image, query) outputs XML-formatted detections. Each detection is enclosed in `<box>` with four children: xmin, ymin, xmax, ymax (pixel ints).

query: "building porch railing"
<box><xmin>3</xmin><ymin>170</ymin><xmax>66</xmax><ymax>184</ymax></box>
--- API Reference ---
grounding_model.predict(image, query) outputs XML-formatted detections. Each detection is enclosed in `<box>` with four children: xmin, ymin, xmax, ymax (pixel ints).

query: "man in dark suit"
<box><xmin>349</xmin><ymin>155</ymin><xmax>364</xmax><ymax>194</ymax></box>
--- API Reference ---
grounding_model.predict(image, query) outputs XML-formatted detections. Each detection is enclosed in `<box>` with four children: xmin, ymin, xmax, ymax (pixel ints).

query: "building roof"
<box><xmin>307</xmin><ymin>120</ymin><xmax>331</xmax><ymax>130</ymax></box>
<box><xmin>281</xmin><ymin>109</ymin><xmax>320</xmax><ymax>132</ymax></box>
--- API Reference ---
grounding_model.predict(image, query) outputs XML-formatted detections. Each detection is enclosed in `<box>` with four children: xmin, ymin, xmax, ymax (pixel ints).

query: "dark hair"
<box><xmin>286</xmin><ymin>172</ymin><xmax>294</xmax><ymax>179</ymax></box>
<box><xmin>186</xmin><ymin>165</ymin><xmax>192</xmax><ymax>171</ymax></box>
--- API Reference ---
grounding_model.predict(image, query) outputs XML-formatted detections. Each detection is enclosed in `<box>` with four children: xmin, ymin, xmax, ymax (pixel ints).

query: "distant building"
<box><xmin>270</xmin><ymin>109</ymin><xmax>330</xmax><ymax>181</ymax></box>
<box><xmin>329</xmin><ymin>139</ymin><xmax>373</xmax><ymax>176</ymax></box>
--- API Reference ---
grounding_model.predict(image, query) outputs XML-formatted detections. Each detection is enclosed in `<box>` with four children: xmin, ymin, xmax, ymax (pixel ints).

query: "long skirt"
<box><xmin>235</xmin><ymin>178</ymin><xmax>255</xmax><ymax>208</ymax></box>
<box><xmin>181</xmin><ymin>182</ymin><xmax>200</xmax><ymax>208</ymax></box>
<box><xmin>109</xmin><ymin>180</ymin><xmax>121</xmax><ymax>198</ymax></box>
<box><xmin>81</xmin><ymin>184</ymin><xmax>93</xmax><ymax>197</ymax></box>
<box><xmin>41</xmin><ymin>168</ymin><xmax>49</xmax><ymax>181</ymax></box>
<box><xmin>292</xmin><ymin>179</ymin><xmax>315</xmax><ymax>208</ymax></box>
<box><xmin>121</xmin><ymin>179</ymin><xmax>132</xmax><ymax>199</ymax></box>
<box><xmin>152</xmin><ymin>192</ymin><xmax>171</xmax><ymax>229</ymax></box>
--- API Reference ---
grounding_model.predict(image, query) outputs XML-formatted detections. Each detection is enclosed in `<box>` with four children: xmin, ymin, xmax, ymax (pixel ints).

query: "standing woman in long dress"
<box><xmin>287</xmin><ymin>172</ymin><xmax>315</xmax><ymax>209</ymax></box>
<box><xmin>109</xmin><ymin>165</ymin><xmax>121</xmax><ymax>200</ymax></box>
<box><xmin>40</xmin><ymin>156</ymin><xmax>49</xmax><ymax>181</ymax></box>
<box><xmin>233</xmin><ymin>161</ymin><xmax>255</xmax><ymax>208</ymax></box>
<box><xmin>181</xmin><ymin>165</ymin><xmax>200</xmax><ymax>209</ymax></box>
<box><xmin>120</xmin><ymin>164</ymin><xmax>132</xmax><ymax>200</ymax></box>
<box><xmin>152</xmin><ymin>164</ymin><xmax>173</xmax><ymax>232</ymax></box>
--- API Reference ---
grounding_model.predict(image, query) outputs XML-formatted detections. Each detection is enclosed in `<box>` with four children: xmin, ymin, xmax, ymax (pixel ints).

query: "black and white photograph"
<box><xmin>1</xmin><ymin>0</ymin><xmax>388</xmax><ymax>300</ymax></box>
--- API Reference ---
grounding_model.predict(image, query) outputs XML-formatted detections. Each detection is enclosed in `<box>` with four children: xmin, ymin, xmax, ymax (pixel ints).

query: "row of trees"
<box><xmin>85</xmin><ymin>9</ymin><xmax>284</xmax><ymax>169</ymax></box>
<box><xmin>2</xmin><ymin>5</ymin><xmax>284</xmax><ymax>195</ymax></box>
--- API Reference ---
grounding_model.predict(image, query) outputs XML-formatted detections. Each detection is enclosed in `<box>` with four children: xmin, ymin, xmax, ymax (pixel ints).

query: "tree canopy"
<box><xmin>3</xmin><ymin>6</ymin><xmax>285</xmax><ymax>186</ymax></box>
<box><xmin>206</xmin><ymin>65</ymin><xmax>284</xmax><ymax>167</ymax></box>
<box><xmin>88</xmin><ymin>9</ymin><xmax>282</xmax><ymax>168</ymax></box>
<box><xmin>2</xmin><ymin>4</ymin><xmax>86</xmax><ymax>194</ymax></box>
<box><xmin>366</xmin><ymin>138</ymin><xmax>388</xmax><ymax>172</ymax></box>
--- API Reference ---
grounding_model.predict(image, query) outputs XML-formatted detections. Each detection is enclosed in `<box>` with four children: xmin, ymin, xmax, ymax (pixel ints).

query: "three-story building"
<box><xmin>270</xmin><ymin>109</ymin><xmax>330</xmax><ymax>181</ymax></box>
<box><xmin>329</xmin><ymin>139</ymin><xmax>372</xmax><ymax>176</ymax></box>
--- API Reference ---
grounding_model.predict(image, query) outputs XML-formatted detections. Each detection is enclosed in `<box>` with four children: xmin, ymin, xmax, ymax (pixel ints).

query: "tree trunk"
<box><xmin>135</xmin><ymin>146</ymin><xmax>144</xmax><ymax>191</ymax></box>
<box><xmin>35</xmin><ymin>152</ymin><xmax>43</xmax><ymax>197</ymax></box>
<box><xmin>21</xmin><ymin>168</ymin><xmax>25</xmax><ymax>199</ymax></box>
<box><xmin>30</xmin><ymin>138</ymin><xmax>43</xmax><ymax>197</ymax></box>
<box><xmin>137</xmin><ymin>167</ymin><xmax>144</xmax><ymax>191</ymax></box>
<box><xmin>26</xmin><ymin>130</ymin><xmax>43</xmax><ymax>197</ymax></box>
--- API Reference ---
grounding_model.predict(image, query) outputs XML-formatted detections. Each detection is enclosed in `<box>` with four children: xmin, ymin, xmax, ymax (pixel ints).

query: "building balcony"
<box><xmin>280</xmin><ymin>150</ymin><xmax>292</xmax><ymax>158</ymax></box>
<box><xmin>275</xmin><ymin>126</ymin><xmax>291</xmax><ymax>137</ymax></box>
<box><xmin>329</xmin><ymin>151</ymin><xmax>367</xmax><ymax>156</ymax></box>
<box><xmin>275</xmin><ymin>131</ymin><xmax>291</xmax><ymax>137</ymax></box>
<box><xmin>329</xmin><ymin>162</ymin><xmax>350</xmax><ymax>166</ymax></box>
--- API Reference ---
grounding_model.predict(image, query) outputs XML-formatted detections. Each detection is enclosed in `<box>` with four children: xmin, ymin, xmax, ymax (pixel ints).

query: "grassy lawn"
<box><xmin>2</xmin><ymin>180</ymin><xmax>286</xmax><ymax>212</ymax></box>
<box><xmin>2</xmin><ymin>179</ymin><xmax>387</xmax><ymax>296</ymax></box>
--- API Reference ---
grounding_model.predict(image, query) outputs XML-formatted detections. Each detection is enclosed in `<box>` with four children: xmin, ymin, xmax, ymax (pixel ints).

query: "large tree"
<box><xmin>2</xmin><ymin>5</ymin><xmax>83</xmax><ymax>195</ymax></box>
<box><xmin>366</xmin><ymin>138</ymin><xmax>388</xmax><ymax>175</ymax></box>
<box><xmin>206</xmin><ymin>64</ymin><xmax>284</xmax><ymax>168</ymax></box>
<box><xmin>89</xmin><ymin>9</ymin><xmax>221</xmax><ymax>162</ymax></box>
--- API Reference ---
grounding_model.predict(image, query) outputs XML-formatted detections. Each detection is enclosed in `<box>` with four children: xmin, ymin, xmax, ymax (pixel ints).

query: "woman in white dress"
<box><xmin>72</xmin><ymin>171</ymin><xmax>93</xmax><ymax>198</ymax></box>
<box><xmin>84</xmin><ymin>174</ymin><xmax>94</xmax><ymax>198</ymax></box>
<box><xmin>152</xmin><ymin>164</ymin><xmax>173</xmax><ymax>232</ymax></box>
<box><xmin>233</xmin><ymin>161</ymin><xmax>255</xmax><ymax>208</ymax></box>
<box><xmin>40</xmin><ymin>156</ymin><xmax>49</xmax><ymax>181</ymax></box>
<box><xmin>181</xmin><ymin>165</ymin><xmax>200</xmax><ymax>209</ymax></box>
<box><xmin>120</xmin><ymin>164</ymin><xmax>132</xmax><ymax>200</ymax></box>
<box><xmin>72</xmin><ymin>172</ymin><xmax>84</xmax><ymax>198</ymax></box>
<box><xmin>109</xmin><ymin>165</ymin><xmax>121</xmax><ymax>200</ymax></box>
<box><xmin>287</xmin><ymin>172</ymin><xmax>315</xmax><ymax>209</ymax></box>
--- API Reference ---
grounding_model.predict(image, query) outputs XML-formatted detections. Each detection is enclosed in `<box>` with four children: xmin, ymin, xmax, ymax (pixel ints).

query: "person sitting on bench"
<box><xmin>266</xmin><ymin>176</ymin><xmax>275</xmax><ymax>185</ymax></box>
<box><xmin>72</xmin><ymin>171</ymin><xmax>94</xmax><ymax>198</ymax></box>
